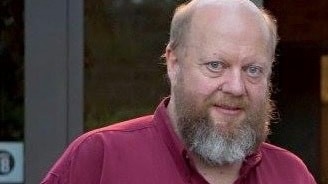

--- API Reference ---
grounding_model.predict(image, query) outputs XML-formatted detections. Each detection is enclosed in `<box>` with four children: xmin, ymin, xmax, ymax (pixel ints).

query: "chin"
<box><xmin>211</xmin><ymin>115</ymin><xmax>245</xmax><ymax>129</ymax></box>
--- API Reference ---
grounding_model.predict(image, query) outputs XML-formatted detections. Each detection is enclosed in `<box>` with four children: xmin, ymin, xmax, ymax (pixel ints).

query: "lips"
<box><xmin>216</xmin><ymin>104</ymin><xmax>242</xmax><ymax>110</ymax></box>
<box><xmin>213</xmin><ymin>104</ymin><xmax>244</xmax><ymax>116</ymax></box>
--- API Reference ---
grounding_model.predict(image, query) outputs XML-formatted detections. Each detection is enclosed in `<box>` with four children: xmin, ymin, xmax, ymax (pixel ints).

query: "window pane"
<box><xmin>84</xmin><ymin>0</ymin><xmax>181</xmax><ymax>130</ymax></box>
<box><xmin>0</xmin><ymin>1</ymin><xmax>24</xmax><ymax>183</ymax></box>
<box><xmin>0</xmin><ymin>0</ymin><xmax>24</xmax><ymax>141</ymax></box>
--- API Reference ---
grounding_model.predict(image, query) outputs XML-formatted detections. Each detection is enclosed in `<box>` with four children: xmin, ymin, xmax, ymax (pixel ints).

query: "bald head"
<box><xmin>168</xmin><ymin>0</ymin><xmax>278</xmax><ymax>59</ymax></box>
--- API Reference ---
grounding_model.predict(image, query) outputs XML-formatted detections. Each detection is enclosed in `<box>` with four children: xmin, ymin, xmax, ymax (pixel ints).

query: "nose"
<box><xmin>220</xmin><ymin>69</ymin><xmax>246</xmax><ymax>96</ymax></box>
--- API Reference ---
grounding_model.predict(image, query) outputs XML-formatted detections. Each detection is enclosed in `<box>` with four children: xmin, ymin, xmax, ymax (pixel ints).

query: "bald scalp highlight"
<box><xmin>168</xmin><ymin>0</ymin><xmax>278</xmax><ymax>60</ymax></box>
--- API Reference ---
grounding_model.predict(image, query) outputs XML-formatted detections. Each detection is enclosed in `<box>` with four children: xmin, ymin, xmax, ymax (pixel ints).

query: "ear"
<box><xmin>165</xmin><ymin>44</ymin><xmax>180</xmax><ymax>86</ymax></box>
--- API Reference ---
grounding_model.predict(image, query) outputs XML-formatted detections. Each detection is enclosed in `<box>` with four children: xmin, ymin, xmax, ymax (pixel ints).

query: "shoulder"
<box><xmin>258</xmin><ymin>143</ymin><xmax>316</xmax><ymax>183</ymax></box>
<box><xmin>66</xmin><ymin>115</ymin><xmax>155</xmax><ymax>153</ymax></box>
<box><xmin>260</xmin><ymin>143</ymin><xmax>306</xmax><ymax>166</ymax></box>
<box><xmin>260</xmin><ymin>143</ymin><xmax>302</xmax><ymax>161</ymax></box>
<box><xmin>76</xmin><ymin>115</ymin><xmax>154</xmax><ymax>140</ymax></box>
<box><xmin>86</xmin><ymin>114</ymin><xmax>154</xmax><ymax>133</ymax></box>
<box><xmin>260</xmin><ymin>142</ymin><xmax>295</xmax><ymax>155</ymax></box>
<box><xmin>41</xmin><ymin>115</ymin><xmax>155</xmax><ymax>184</ymax></box>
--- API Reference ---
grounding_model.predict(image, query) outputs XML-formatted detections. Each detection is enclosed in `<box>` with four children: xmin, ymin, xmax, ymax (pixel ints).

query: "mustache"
<box><xmin>207</xmin><ymin>94</ymin><xmax>249</xmax><ymax>109</ymax></box>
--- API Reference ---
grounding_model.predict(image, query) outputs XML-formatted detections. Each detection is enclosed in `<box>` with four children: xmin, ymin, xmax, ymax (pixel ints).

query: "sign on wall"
<box><xmin>0</xmin><ymin>142</ymin><xmax>24</xmax><ymax>183</ymax></box>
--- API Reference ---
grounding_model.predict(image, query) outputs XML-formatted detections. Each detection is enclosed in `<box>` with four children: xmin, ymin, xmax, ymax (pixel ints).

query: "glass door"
<box><xmin>83</xmin><ymin>0</ymin><xmax>181</xmax><ymax>130</ymax></box>
<box><xmin>0</xmin><ymin>0</ymin><xmax>24</xmax><ymax>183</ymax></box>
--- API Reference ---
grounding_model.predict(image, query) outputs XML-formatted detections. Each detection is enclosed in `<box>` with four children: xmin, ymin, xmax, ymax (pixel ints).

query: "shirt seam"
<box><xmin>261</xmin><ymin>143</ymin><xmax>290</xmax><ymax>153</ymax></box>
<box><xmin>72</xmin><ymin>120</ymin><xmax>156</xmax><ymax>151</ymax></box>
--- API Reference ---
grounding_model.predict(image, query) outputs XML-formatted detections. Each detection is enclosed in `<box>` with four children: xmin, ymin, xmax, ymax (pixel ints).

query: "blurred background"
<box><xmin>0</xmin><ymin>0</ymin><xmax>327</xmax><ymax>183</ymax></box>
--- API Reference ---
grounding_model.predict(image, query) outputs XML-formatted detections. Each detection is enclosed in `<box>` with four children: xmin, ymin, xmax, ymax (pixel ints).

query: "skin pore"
<box><xmin>165</xmin><ymin>0</ymin><xmax>274</xmax><ymax>184</ymax></box>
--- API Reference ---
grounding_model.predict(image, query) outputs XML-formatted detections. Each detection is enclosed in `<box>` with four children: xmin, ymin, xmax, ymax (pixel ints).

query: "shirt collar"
<box><xmin>239</xmin><ymin>149</ymin><xmax>262</xmax><ymax>178</ymax></box>
<box><xmin>153</xmin><ymin>97</ymin><xmax>192</xmax><ymax>179</ymax></box>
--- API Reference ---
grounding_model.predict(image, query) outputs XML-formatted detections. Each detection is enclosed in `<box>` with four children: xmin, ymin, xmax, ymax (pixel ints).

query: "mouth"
<box><xmin>213</xmin><ymin>104</ymin><xmax>244</xmax><ymax>116</ymax></box>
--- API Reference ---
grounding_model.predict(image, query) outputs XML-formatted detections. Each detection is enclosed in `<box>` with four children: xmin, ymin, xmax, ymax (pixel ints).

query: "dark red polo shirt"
<box><xmin>41</xmin><ymin>99</ymin><xmax>316</xmax><ymax>184</ymax></box>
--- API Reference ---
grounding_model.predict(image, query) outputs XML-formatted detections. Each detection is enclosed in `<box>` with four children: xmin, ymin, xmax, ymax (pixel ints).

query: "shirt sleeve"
<box><xmin>40</xmin><ymin>133</ymin><xmax>105</xmax><ymax>184</ymax></box>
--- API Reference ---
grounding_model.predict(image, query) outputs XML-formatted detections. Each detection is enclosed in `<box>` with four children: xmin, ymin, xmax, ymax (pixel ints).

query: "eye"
<box><xmin>205</xmin><ymin>61</ymin><xmax>225</xmax><ymax>72</ymax></box>
<box><xmin>245</xmin><ymin>65</ymin><xmax>263</xmax><ymax>78</ymax></box>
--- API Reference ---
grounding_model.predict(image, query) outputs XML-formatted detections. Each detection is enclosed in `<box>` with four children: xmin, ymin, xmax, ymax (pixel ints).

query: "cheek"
<box><xmin>182</xmin><ymin>71</ymin><xmax>219</xmax><ymax>97</ymax></box>
<box><xmin>246</xmin><ymin>82</ymin><xmax>269</xmax><ymax>105</ymax></box>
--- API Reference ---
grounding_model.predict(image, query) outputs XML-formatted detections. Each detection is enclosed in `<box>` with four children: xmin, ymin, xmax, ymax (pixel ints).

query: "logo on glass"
<box><xmin>0</xmin><ymin>150</ymin><xmax>15</xmax><ymax>175</ymax></box>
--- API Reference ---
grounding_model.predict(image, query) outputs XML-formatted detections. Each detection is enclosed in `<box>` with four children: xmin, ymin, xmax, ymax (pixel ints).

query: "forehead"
<box><xmin>187</xmin><ymin>3</ymin><xmax>271</xmax><ymax>55</ymax></box>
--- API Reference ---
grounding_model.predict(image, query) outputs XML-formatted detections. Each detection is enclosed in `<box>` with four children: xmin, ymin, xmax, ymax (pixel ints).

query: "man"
<box><xmin>41</xmin><ymin>0</ymin><xmax>316</xmax><ymax>183</ymax></box>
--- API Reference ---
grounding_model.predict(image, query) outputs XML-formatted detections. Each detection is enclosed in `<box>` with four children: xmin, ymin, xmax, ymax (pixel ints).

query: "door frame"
<box><xmin>24</xmin><ymin>0</ymin><xmax>83</xmax><ymax>183</ymax></box>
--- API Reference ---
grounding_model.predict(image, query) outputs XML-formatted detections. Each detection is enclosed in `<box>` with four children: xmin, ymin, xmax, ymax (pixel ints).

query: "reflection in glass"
<box><xmin>84</xmin><ymin>0</ymin><xmax>184</xmax><ymax>130</ymax></box>
<box><xmin>0</xmin><ymin>0</ymin><xmax>24</xmax><ymax>141</ymax></box>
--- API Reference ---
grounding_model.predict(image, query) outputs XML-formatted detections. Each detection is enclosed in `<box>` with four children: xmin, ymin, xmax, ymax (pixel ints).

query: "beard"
<box><xmin>172</xmin><ymin>78</ymin><xmax>273</xmax><ymax>166</ymax></box>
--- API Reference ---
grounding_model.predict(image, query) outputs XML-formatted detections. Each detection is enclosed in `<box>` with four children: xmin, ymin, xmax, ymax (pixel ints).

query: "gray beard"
<box><xmin>172</xmin><ymin>71</ymin><xmax>272</xmax><ymax>166</ymax></box>
<box><xmin>177</xmin><ymin>115</ymin><xmax>260</xmax><ymax>166</ymax></box>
